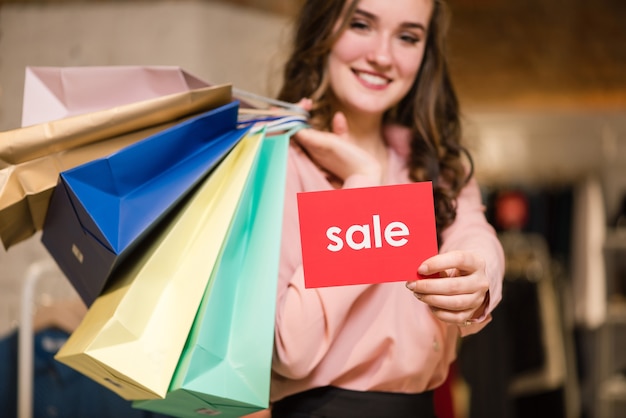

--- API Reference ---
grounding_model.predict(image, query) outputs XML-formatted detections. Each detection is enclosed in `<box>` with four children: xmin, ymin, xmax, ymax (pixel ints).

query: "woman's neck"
<box><xmin>342</xmin><ymin>109</ymin><xmax>390</xmax><ymax>183</ymax></box>
<box><xmin>343</xmin><ymin>110</ymin><xmax>387</xmax><ymax>156</ymax></box>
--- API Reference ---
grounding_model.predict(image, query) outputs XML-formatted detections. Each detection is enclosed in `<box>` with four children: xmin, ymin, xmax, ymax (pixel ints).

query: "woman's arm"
<box><xmin>406</xmin><ymin>178</ymin><xmax>505</xmax><ymax>336</ymax></box>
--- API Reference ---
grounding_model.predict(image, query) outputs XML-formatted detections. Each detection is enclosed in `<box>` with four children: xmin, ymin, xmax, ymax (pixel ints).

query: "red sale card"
<box><xmin>297</xmin><ymin>182</ymin><xmax>438</xmax><ymax>288</ymax></box>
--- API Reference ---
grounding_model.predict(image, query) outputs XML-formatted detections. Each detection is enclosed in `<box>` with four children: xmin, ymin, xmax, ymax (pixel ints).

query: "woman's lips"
<box><xmin>353</xmin><ymin>70</ymin><xmax>391</xmax><ymax>89</ymax></box>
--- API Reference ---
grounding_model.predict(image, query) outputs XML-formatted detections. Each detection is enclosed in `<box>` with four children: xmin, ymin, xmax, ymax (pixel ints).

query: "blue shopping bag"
<box><xmin>41</xmin><ymin>101</ymin><xmax>249</xmax><ymax>306</ymax></box>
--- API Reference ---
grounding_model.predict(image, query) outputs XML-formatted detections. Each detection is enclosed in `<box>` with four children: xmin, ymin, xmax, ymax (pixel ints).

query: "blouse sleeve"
<box><xmin>439</xmin><ymin>177</ymin><xmax>505</xmax><ymax>336</ymax></box>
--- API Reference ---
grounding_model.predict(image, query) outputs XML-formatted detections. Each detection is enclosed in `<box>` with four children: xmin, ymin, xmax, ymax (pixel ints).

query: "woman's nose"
<box><xmin>367</xmin><ymin>35</ymin><xmax>392</xmax><ymax>68</ymax></box>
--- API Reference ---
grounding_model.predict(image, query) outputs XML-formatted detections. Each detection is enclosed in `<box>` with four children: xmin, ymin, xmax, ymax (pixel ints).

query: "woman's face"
<box><xmin>328</xmin><ymin>0</ymin><xmax>433</xmax><ymax>118</ymax></box>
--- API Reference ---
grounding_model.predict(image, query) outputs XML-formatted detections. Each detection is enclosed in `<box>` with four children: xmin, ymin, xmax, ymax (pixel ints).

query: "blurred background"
<box><xmin>0</xmin><ymin>0</ymin><xmax>625</xmax><ymax>417</ymax></box>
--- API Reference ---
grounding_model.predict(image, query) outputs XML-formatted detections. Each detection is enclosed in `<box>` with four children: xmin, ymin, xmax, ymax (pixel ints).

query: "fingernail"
<box><xmin>414</xmin><ymin>293</ymin><xmax>423</xmax><ymax>300</ymax></box>
<box><xmin>417</xmin><ymin>264</ymin><xmax>428</xmax><ymax>275</ymax></box>
<box><xmin>406</xmin><ymin>281</ymin><xmax>416</xmax><ymax>291</ymax></box>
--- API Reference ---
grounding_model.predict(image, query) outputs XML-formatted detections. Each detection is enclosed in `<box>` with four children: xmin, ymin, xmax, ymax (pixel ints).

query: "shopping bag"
<box><xmin>0</xmin><ymin>83</ymin><xmax>232</xmax><ymax>250</ymax></box>
<box><xmin>54</xmin><ymin>130</ymin><xmax>263</xmax><ymax>400</ymax></box>
<box><xmin>133</xmin><ymin>128</ymin><xmax>291</xmax><ymax>417</ymax></box>
<box><xmin>21</xmin><ymin>65</ymin><xmax>208</xmax><ymax>127</ymax></box>
<box><xmin>41</xmin><ymin>100</ymin><xmax>248</xmax><ymax>306</ymax></box>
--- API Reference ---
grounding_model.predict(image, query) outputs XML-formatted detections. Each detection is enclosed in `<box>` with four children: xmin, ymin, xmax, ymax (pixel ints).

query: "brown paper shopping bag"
<box><xmin>0</xmin><ymin>84</ymin><xmax>232</xmax><ymax>250</ymax></box>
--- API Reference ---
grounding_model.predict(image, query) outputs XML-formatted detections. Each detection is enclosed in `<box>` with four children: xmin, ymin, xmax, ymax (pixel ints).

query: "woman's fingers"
<box><xmin>415</xmin><ymin>285</ymin><xmax>483</xmax><ymax>325</ymax></box>
<box><xmin>292</xmin><ymin>128</ymin><xmax>335</xmax><ymax>154</ymax></box>
<box><xmin>295</xmin><ymin>97</ymin><xmax>313</xmax><ymax>112</ymax></box>
<box><xmin>331</xmin><ymin>111</ymin><xmax>349</xmax><ymax>137</ymax></box>
<box><xmin>427</xmin><ymin>303</ymin><xmax>477</xmax><ymax>325</ymax></box>
<box><xmin>417</xmin><ymin>250</ymin><xmax>483</xmax><ymax>277</ymax></box>
<box><xmin>407</xmin><ymin>250</ymin><xmax>490</xmax><ymax>325</ymax></box>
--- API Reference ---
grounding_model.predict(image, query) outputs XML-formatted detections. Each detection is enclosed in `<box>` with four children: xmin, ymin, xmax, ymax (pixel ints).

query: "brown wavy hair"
<box><xmin>277</xmin><ymin>0</ymin><xmax>473</xmax><ymax>236</ymax></box>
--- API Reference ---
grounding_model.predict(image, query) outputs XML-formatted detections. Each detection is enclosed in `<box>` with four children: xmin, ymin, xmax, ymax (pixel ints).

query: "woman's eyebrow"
<box><xmin>354</xmin><ymin>8</ymin><xmax>427</xmax><ymax>32</ymax></box>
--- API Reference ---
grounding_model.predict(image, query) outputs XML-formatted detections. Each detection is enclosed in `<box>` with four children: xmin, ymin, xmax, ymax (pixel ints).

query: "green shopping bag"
<box><xmin>133</xmin><ymin>126</ymin><xmax>293</xmax><ymax>417</ymax></box>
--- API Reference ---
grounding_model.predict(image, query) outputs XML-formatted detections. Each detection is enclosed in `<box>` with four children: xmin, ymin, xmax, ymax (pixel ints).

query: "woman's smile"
<box><xmin>352</xmin><ymin>69</ymin><xmax>391</xmax><ymax>89</ymax></box>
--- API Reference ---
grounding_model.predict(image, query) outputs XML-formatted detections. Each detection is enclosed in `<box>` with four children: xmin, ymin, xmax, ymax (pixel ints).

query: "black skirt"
<box><xmin>271</xmin><ymin>386</ymin><xmax>437</xmax><ymax>418</ymax></box>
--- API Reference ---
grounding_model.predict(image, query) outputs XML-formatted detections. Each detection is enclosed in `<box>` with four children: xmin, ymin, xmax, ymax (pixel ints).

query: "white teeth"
<box><xmin>357</xmin><ymin>72</ymin><xmax>388</xmax><ymax>86</ymax></box>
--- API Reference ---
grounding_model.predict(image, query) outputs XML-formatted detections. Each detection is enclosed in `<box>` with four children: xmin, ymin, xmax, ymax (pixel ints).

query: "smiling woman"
<box><xmin>262</xmin><ymin>0</ymin><xmax>505</xmax><ymax>417</ymax></box>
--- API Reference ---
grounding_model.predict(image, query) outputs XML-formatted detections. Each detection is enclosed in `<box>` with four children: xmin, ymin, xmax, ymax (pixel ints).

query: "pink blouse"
<box><xmin>270</xmin><ymin>127</ymin><xmax>505</xmax><ymax>402</ymax></box>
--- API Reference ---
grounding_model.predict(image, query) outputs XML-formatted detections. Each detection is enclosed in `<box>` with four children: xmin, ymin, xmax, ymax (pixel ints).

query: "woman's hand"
<box><xmin>406</xmin><ymin>250</ymin><xmax>490</xmax><ymax>326</ymax></box>
<box><xmin>293</xmin><ymin>111</ymin><xmax>382</xmax><ymax>185</ymax></box>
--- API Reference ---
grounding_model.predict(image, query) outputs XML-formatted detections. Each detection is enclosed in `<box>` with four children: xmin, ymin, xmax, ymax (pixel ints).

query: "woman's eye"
<box><xmin>399</xmin><ymin>33</ymin><xmax>421</xmax><ymax>45</ymax></box>
<box><xmin>349</xmin><ymin>19</ymin><xmax>370</xmax><ymax>31</ymax></box>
